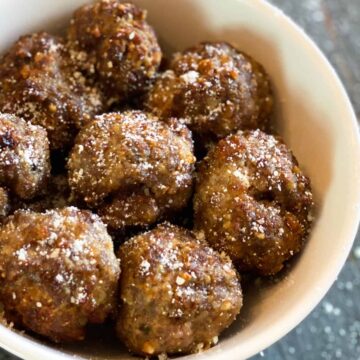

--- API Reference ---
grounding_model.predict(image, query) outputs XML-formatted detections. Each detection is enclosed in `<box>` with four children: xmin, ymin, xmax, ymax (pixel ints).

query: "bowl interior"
<box><xmin>0</xmin><ymin>0</ymin><xmax>359</xmax><ymax>359</ymax></box>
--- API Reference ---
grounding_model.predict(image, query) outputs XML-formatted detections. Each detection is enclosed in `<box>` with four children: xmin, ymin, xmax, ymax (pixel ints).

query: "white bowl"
<box><xmin>0</xmin><ymin>0</ymin><xmax>359</xmax><ymax>359</ymax></box>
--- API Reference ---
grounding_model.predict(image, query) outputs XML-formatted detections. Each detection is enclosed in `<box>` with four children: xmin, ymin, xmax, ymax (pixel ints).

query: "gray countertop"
<box><xmin>0</xmin><ymin>0</ymin><xmax>359</xmax><ymax>359</ymax></box>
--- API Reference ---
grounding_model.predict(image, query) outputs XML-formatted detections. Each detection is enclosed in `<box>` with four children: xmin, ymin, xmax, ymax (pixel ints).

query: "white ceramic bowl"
<box><xmin>0</xmin><ymin>0</ymin><xmax>359</xmax><ymax>359</ymax></box>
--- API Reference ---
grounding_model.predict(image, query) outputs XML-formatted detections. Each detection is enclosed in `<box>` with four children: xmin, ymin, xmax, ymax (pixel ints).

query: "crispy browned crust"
<box><xmin>68</xmin><ymin>111</ymin><xmax>196</xmax><ymax>230</ymax></box>
<box><xmin>0</xmin><ymin>207</ymin><xmax>120</xmax><ymax>342</ymax></box>
<box><xmin>67</xmin><ymin>0</ymin><xmax>162</xmax><ymax>101</ymax></box>
<box><xmin>116</xmin><ymin>223</ymin><xmax>242</xmax><ymax>356</ymax></box>
<box><xmin>145</xmin><ymin>42</ymin><xmax>273</xmax><ymax>146</ymax></box>
<box><xmin>0</xmin><ymin>32</ymin><xmax>104</xmax><ymax>150</ymax></box>
<box><xmin>0</xmin><ymin>113</ymin><xmax>50</xmax><ymax>200</ymax></box>
<box><xmin>194</xmin><ymin>130</ymin><xmax>314</xmax><ymax>276</ymax></box>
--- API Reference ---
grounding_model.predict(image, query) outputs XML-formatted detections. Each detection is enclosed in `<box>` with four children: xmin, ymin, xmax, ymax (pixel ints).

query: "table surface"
<box><xmin>0</xmin><ymin>0</ymin><xmax>359</xmax><ymax>359</ymax></box>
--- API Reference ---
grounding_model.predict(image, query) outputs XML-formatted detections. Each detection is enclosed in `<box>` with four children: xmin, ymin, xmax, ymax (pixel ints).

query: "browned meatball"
<box><xmin>116</xmin><ymin>223</ymin><xmax>242</xmax><ymax>356</ymax></box>
<box><xmin>145</xmin><ymin>42</ymin><xmax>273</xmax><ymax>147</ymax></box>
<box><xmin>0</xmin><ymin>187</ymin><xmax>10</xmax><ymax>221</ymax></box>
<box><xmin>68</xmin><ymin>0</ymin><xmax>162</xmax><ymax>101</ymax></box>
<box><xmin>194</xmin><ymin>130</ymin><xmax>313</xmax><ymax>276</ymax></box>
<box><xmin>13</xmin><ymin>174</ymin><xmax>75</xmax><ymax>213</ymax></box>
<box><xmin>68</xmin><ymin>111</ymin><xmax>195</xmax><ymax>230</ymax></box>
<box><xmin>0</xmin><ymin>32</ymin><xmax>104</xmax><ymax>150</ymax></box>
<box><xmin>0</xmin><ymin>113</ymin><xmax>50</xmax><ymax>200</ymax></box>
<box><xmin>0</xmin><ymin>207</ymin><xmax>120</xmax><ymax>343</ymax></box>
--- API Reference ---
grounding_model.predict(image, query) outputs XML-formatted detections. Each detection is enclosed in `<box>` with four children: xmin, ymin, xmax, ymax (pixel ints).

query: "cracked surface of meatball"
<box><xmin>68</xmin><ymin>0</ymin><xmax>162</xmax><ymax>101</ymax></box>
<box><xmin>116</xmin><ymin>223</ymin><xmax>242</xmax><ymax>356</ymax></box>
<box><xmin>194</xmin><ymin>130</ymin><xmax>313</xmax><ymax>276</ymax></box>
<box><xmin>0</xmin><ymin>113</ymin><xmax>50</xmax><ymax>200</ymax></box>
<box><xmin>146</xmin><ymin>42</ymin><xmax>273</xmax><ymax>148</ymax></box>
<box><xmin>0</xmin><ymin>207</ymin><xmax>120</xmax><ymax>342</ymax></box>
<box><xmin>0</xmin><ymin>32</ymin><xmax>104</xmax><ymax>150</ymax></box>
<box><xmin>68</xmin><ymin>111</ymin><xmax>195</xmax><ymax>230</ymax></box>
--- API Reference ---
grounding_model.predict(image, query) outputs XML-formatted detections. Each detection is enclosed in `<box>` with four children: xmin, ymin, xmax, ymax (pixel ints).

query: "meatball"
<box><xmin>0</xmin><ymin>32</ymin><xmax>104</xmax><ymax>150</ymax></box>
<box><xmin>145</xmin><ymin>42</ymin><xmax>273</xmax><ymax>147</ymax></box>
<box><xmin>68</xmin><ymin>111</ymin><xmax>195</xmax><ymax>230</ymax></box>
<box><xmin>68</xmin><ymin>0</ymin><xmax>162</xmax><ymax>101</ymax></box>
<box><xmin>0</xmin><ymin>187</ymin><xmax>10</xmax><ymax>221</ymax></box>
<box><xmin>0</xmin><ymin>113</ymin><xmax>50</xmax><ymax>200</ymax></box>
<box><xmin>116</xmin><ymin>223</ymin><xmax>242</xmax><ymax>356</ymax></box>
<box><xmin>194</xmin><ymin>130</ymin><xmax>313</xmax><ymax>276</ymax></box>
<box><xmin>0</xmin><ymin>207</ymin><xmax>120</xmax><ymax>342</ymax></box>
<box><xmin>13</xmin><ymin>174</ymin><xmax>75</xmax><ymax>213</ymax></box>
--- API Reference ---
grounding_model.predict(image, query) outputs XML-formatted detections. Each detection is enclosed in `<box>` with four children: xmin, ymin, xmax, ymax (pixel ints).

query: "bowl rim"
<box><xmin>0</xmin><ymin>0</ymin><xmax>359</xmax><ymax>359</ymax></box>
<box><xmin>186</xmin><ymin>0</ymin><xmax>360</xmax><ymax>358</ymax></box>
